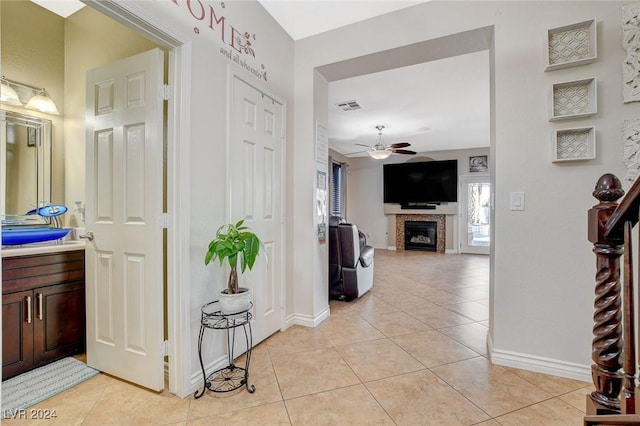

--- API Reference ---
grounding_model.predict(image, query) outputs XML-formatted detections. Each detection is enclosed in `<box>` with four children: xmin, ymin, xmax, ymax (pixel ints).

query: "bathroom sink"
<box><xmin>2</xmin><ymin>227</ymin><xmax>72</xmax><ymax>245</ymax></box>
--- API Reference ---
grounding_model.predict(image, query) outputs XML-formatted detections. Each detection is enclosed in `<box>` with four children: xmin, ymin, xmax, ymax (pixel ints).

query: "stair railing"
<box><xmin>586</xmin><ymin>173</ymin><xmax>640</xmax><ymax>423</ymax></box>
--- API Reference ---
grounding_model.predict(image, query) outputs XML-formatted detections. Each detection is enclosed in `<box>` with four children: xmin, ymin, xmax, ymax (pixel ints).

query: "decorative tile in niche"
<box><xmin>622</xmin><ymin>119</ymin><xmax>640</xmax><ymax>189</ymax></box>
<box><xmin>546</xmin><ymin>19</ymin><xmax>597</xmax><ymax>71</ymax></box>
<box><xmin>623</xmin><ymin>4</ymin><xmax>640</xmax><ymax>102</ymax></box>
<box><xmin>550</xmin><ymin>78</ymin><xmax>597</xmax><ymax>121</ymax></box>
<box><xmin>553</xmin><ymin>127</ymin><xmax>595</xmax><ymax>162</ymax></box>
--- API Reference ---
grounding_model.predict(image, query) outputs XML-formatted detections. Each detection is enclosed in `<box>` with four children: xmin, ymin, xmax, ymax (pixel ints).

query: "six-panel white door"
<box><xmin>230</xmin><ymin>75</ymin><xmax>284</xmax><ymax>345</ymax></box>
<box><xmin>85</xmin><ymin>48</ymin><xmax>165</xmax><ymax>391</ymax></box>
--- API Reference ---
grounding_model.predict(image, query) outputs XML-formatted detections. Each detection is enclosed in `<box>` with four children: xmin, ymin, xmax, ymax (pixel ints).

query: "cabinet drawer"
<box><xmin>3</xmin><ymin>250</ymin><xmax>85</xmax><ymax>294</ymax></box>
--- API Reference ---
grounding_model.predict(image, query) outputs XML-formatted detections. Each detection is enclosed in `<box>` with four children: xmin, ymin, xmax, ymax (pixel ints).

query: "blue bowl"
<box><xmin>2</xmin><ymin>227</ymin><xmax>72</xmax><ymax>245</ymax></box>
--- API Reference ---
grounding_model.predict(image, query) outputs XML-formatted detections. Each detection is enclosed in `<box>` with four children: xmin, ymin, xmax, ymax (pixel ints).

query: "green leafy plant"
<box><xmin>205</xmin><ymin>220</ymin><xmax>263</xmax><ymax>294</ymax></box>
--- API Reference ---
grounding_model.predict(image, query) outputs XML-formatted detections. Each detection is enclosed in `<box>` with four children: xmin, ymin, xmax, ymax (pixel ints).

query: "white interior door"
<box><xmin>230</xmin><ymin>74</ymin><xmax>284</xmax><ymax>346</ymax></box>
<box><xmin>460</xmin><ymin>175</ymin><xmax>491</xmax><ymax>255</ymax></box>
<box><xmin>85</xmin><ymin>48</ymin><xmax>165</xmax><ymax>391</ymax></box>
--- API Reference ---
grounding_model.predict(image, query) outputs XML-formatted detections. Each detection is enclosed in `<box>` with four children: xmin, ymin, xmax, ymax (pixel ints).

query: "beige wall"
<box><xmin>63</xmin><ymin>7</ymin><xmax>158</xmax><ymax>226</ymax></box>
<box><xmin>1</xmin><ymin>1</ymin><xmax>64</xmax><ymax>209</ymax></box>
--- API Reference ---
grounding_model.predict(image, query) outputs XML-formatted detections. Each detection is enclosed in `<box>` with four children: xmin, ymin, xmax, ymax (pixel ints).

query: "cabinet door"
<box><xmin>33</xmin><ymin>282</ymin><xmax>86</xmax><ymax>366</ymax></box>
<box><xmin>2</xmin><ymin>290</ymin><xmax>34</xmax><ymax>379</ymax></box>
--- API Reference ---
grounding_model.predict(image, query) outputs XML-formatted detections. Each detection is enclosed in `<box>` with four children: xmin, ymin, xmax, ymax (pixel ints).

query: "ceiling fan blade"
<box><xmin>344</xmin><ymin>150</ymin><xmax>368</xmax><ymax>156</ymax></box>
<box><xmin>354</xmin><ymin>143</ymin><xmax>371</xmax><ymax>148</ymax></box>
<box><xmin>392</xmin><ymin>149</ymin><xmax>417</xmax><ymax>155</ymax></box>
<box><xmin>389</xmin><ymin>142</ymin><xmax>410</xmax><ymax>149</ymax></box>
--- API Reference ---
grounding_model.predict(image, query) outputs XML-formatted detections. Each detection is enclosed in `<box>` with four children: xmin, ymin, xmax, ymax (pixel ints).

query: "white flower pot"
<box><xmin>218</xmin><ymin>287</ymin><xmax>252</xmax><ymax>315</ymax></box>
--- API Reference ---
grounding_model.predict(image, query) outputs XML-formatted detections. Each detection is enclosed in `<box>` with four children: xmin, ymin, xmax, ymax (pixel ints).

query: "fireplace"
<box><xmin>404</xmin><ymin>221</ymin><xmax>437</xmax><ymax>251</ymax></box>
<box><xmin>394</xmin><ymin>214</ymin><xmax>446</xmax><ymax>253</ymax></box>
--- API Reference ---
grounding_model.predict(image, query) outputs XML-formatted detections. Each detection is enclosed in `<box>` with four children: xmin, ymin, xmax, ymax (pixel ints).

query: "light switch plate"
<box><xmin>510</xmin><ymin>192</ymin><xmax>525</xmax><ymax>211</ymax></box>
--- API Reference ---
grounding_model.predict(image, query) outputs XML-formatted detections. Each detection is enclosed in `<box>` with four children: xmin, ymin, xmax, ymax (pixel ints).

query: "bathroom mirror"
<box><xmin>1</xmin><ymin>109</ymin><xmax>52</xmax><ymax>226</ymax></box>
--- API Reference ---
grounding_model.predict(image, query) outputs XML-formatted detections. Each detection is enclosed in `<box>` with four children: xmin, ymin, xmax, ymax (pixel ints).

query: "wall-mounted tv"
<box><xmin>383</xmin><ymin>160</ymin><xmax>458</xmax><ymax>204</ymax></box>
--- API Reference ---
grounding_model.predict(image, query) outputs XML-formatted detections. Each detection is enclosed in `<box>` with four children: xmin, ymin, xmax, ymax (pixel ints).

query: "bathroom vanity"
<box><xmin>1</xmin><ymin>108</ymin><xmax>87</xmax><ymax>379</ymax></box>
<box><xmin>2</xmin><ymin>245</ymin><xmax>86</xmax><ymax>379</ymax></box>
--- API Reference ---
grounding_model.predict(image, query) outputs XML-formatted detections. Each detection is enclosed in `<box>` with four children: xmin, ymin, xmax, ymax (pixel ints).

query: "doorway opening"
<box><xmin>315</xmin><ymin>25</ymin><xmax>495</xmax><ymax>337</ymax></box>
<box><xmin>1</xmin><ymin>0</ymin><xmax>188</xmax><ymax>397</ymax></box>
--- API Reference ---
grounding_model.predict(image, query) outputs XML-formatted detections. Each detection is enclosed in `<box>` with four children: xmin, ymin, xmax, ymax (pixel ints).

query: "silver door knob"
<box><xmin>79</xmin><ymin>231</ymin><xmax>94</xmax><ymax>241</ymax></box>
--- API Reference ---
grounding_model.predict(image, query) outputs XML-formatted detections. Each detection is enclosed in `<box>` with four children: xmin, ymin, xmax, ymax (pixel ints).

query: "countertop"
<box><xmin>1</xmin><ymin>240</ymin><xmax>86</xmax><ymax>257</ymax></box>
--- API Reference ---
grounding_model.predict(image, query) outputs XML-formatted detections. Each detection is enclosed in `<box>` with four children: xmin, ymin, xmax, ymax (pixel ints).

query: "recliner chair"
<box><xmin>328</xmin><ymin>216</ymin><xmax>374</xmax><ymax>300</ymax></box>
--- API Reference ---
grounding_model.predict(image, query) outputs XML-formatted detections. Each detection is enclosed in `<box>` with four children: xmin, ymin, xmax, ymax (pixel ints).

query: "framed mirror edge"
<box><xmin>1</xmin><ymin>108</ymin><xmax>53</xmax><ymax>227</ymax></box>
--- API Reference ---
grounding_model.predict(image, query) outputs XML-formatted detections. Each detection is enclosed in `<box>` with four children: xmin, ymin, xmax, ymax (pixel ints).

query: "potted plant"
<box><xmin>205</xmin><ymin>220</ymin><xmax>263</xmax><ymax>314</ymax></box>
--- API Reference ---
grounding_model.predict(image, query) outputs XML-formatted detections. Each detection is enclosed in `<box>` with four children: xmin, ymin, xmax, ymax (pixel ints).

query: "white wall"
<box><xmin>295</xmin><ymin>1</ymin><xmax>635</xmax><ymax>380</ymax></box>
<box><xmin>347</xmin><ymin>148</ymin><xmax>490</xmax><ymax>251</ymax></box>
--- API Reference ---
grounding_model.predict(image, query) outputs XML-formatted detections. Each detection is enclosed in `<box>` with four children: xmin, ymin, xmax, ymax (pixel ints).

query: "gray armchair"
<box><xmin>328</xmin><ymin>216</ymin><xmax>374</xmax><ymax>300</ymax></box>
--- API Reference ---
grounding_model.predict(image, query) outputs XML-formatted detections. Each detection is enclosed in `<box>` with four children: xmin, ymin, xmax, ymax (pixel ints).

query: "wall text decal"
<box><xmin>170</xmin><ymin>0</ymin><xmax>268</xmax><ymax>81</ymax></box>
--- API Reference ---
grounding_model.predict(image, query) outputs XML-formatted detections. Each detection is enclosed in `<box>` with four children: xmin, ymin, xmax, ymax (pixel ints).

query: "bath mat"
<box><xmin>1</xmin><ymin>357</ymin><xmax>99</xmax><ymax>419</ymax></box>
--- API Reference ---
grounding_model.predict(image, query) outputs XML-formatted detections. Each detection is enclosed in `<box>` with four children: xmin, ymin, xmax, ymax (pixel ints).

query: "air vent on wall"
<box><xmin>336</xmin><ymin>100</ymin><xmax>362</xmax><ymax>111</ymax></box>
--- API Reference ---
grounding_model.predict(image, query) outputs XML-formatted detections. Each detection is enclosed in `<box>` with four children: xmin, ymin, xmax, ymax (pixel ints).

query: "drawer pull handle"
<box><xmin>37</xmin><ymin>293</ymin><xmax>43</xmax><ymax>320</ymax></box>
<box><xmin>26</xmin><ymin>296</ymin><xmax>32</xmax><ymax>324</ymax></box>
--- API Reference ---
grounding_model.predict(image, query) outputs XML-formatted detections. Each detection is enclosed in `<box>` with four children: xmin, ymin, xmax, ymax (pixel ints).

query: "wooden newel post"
<box><xmin>587</xmin><ymin>173</ymin><xmax>625</xmax><ymax>415</ymax></box>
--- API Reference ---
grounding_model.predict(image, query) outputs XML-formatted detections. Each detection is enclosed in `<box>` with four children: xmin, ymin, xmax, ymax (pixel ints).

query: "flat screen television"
<box><xmin>383</xmin><ymin>160</ymin><xmax>458</xmax><ymax>204</ymax></box>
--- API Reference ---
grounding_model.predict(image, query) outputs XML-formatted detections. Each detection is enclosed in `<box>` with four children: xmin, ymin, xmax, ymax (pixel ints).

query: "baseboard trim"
<box><xmin>284</xmin><ymin>305</ymin><xmax>330</xmax><ymax>329</ymax></box>
<box><xmin>445</xmin><ymin>249</ymin><xmax>457</xmax><ymax>254</ymax></box>
<box><xmin>488</xmin><ymin>334</ymin><xmax>591</xmax><ymax>383</ymax></box>
<box><xmin>387</xmin><ymin>246</ymin><xmax>397</xmax><ymax>251</ymax></box>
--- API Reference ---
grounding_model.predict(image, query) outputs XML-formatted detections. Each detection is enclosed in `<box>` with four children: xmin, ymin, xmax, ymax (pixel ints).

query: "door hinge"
<box><xmin>161</xmin><ymin>84</ymin><xmax>171</xmax><ymax>101</ymax></box>
<box><xmin>159</xmin><ymin>212</ymin><xmax>169</xmax><ymax>229</ymax></box>
<box><xmin>162</xmin><ymin>340</ymin><xmax>169</xmax><ymax>357</ymax></box>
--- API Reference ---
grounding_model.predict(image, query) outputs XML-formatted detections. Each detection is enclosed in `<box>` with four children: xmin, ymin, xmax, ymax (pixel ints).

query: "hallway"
<box><xmin>4</xmin><ymin>250</ymin><xmax>592</xmax><ymax>425</ymax></box>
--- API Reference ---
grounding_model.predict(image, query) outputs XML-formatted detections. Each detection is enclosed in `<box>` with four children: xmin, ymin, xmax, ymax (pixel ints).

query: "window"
<box><xmin>330</xmin><ymin>161</ymin><xmax>345</xmax><ymax>218</ymax></box>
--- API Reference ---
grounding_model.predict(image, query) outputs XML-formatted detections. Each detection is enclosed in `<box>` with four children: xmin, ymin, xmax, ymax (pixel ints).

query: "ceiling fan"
<box><xmin>349</xmin><ymin>125</ymin><xmax>416</xmax><ymax>159</ymax></box>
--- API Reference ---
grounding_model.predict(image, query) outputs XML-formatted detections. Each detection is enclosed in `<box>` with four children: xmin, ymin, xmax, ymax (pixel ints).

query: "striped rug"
<box><xmin>1</xmin><ymin>357</ymin><xmax>99</xmax><ymax>419</ymax></box>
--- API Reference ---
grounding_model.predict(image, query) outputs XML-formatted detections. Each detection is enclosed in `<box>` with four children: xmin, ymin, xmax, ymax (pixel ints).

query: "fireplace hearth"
<box><xmin>404</xmin><ymin>221</ymin><xmax>437</xmax><ymax>251</ymax></box>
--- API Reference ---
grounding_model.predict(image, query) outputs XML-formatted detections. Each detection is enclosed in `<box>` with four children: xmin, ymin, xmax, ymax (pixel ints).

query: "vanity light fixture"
<box><xmin>0</xmin><ymin>76</ymin><xmax>22</xmax><ymax>106</ymax></box>
<box><xmin>0</xmin><ymin>77</ymin><xmax>59</xmax><ymax>115</ymax></box>
<box><xmin>25</xmin><ymin>89</ymin><xmax>60</xmax><ymax>115</ymax></box>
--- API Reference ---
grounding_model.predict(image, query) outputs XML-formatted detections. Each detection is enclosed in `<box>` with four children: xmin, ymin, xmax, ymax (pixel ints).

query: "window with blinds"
<box><xmin>331</xmin><ymin>162</ymin><xmax>344</xmax><ymax>218</ymax></box>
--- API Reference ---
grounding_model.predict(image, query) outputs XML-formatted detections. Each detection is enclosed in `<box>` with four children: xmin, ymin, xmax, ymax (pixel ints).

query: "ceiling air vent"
<box><xmin>336</xmin><ymin>100</ymin><xmax>362</xmax><ymax>111</ymax></box>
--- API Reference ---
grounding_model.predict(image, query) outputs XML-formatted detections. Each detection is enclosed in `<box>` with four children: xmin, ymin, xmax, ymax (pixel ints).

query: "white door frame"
<box><xmin>84</xmin><ymin>0</ymin><xmax>192</xmax><ymax>397</ymax></box>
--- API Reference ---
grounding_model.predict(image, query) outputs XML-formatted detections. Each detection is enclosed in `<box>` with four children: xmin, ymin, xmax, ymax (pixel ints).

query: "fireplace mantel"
<box><xmin>384</xmin><ymin>203</ymin><xmax>458</xmax><ymax>253</ymax></box>
<box><xmin>383</xmin><ymin>203</ymin><xmax>457</xmax><ymax>216</ymax></box>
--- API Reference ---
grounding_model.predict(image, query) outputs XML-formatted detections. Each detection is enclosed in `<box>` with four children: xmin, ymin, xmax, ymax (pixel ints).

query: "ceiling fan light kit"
<box><xmin>345</xmin><ymin>125</ymin><xmax>417</xmax><ymax>158</ymax></box>
<box><xmin>354</xmin><ymin>125</ymin><xmax>417</xmax><ymax>159</ymax></box>
<box><xmin>368</xmin><ymin>148</ymin><xmax>392</xmax><ymax>160</ymax></box>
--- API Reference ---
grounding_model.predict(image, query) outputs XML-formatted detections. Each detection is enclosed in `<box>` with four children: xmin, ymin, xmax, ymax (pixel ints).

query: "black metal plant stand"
<box><xmin>194</xmin><ymin>301</ymin><xmax>255</xmax><ymax>398</ymax></box>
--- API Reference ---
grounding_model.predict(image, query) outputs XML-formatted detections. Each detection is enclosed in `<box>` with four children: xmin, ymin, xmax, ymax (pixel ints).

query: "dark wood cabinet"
<box><xmin>2</xmin><ymin>250</ymin><xmax>85</xmax><ymax>379</ymax></box>
<box><xmin>2</xmin><ymin>289</ymin><xmax>34</xmax><ymax>378</ymax></box>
